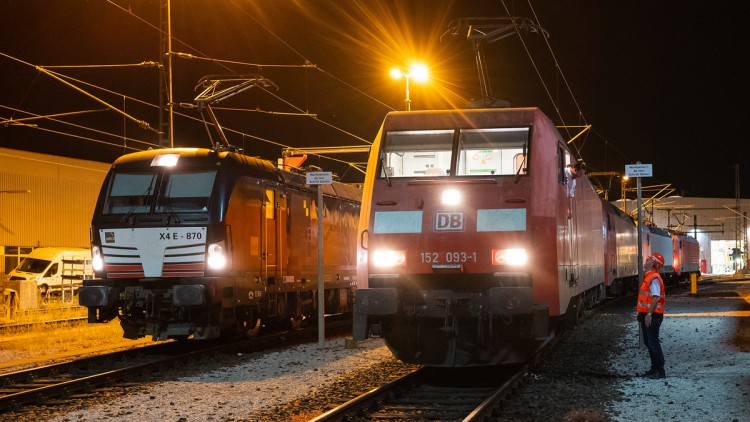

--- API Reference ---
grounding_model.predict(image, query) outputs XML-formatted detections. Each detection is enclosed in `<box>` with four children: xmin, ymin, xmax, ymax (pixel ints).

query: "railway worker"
<box><xmin>564</xmin><ymin>161</ymin><xmax>586</xmax><ymax>197</ymax></box>
<box><xmin>636</xmin><ymin>252</ymin><xmax>667</xmax><ymax>379</ymax></box>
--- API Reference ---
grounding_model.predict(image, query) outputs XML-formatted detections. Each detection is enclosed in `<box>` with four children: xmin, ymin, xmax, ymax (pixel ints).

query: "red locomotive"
<box><xmin>352</xmin><ymin>107</ymin><xmax>699</xmax><ymax>367</ymax></box>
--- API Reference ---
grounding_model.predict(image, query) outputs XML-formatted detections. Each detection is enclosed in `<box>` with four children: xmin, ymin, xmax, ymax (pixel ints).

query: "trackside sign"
<box><xmin>306</xmin><ymin>171</ymin><xmax>333</xmax><ymax>185</ymax></box>
<box><xmin>625</xmin><ymin>164</ymin><xmax>653</xmax><ymax>178</ymax></box>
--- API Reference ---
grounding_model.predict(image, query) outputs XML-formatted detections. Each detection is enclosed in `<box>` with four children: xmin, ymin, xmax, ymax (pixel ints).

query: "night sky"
<box><xmin>1</xmin><ymin>1</ymin><xmax>748</xmax><ymax>198</ymax></box>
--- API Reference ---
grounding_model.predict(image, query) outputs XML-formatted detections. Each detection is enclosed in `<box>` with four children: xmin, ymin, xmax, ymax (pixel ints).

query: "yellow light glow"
<box><xmin>410</xmin><ymin>63</ymin><xmax>428</xmax><ymax>82</ymax></box>
<box><xmin>390</xmin><ymin>68</ymin><xmax>403</xmax><ymax>79</ymax></box>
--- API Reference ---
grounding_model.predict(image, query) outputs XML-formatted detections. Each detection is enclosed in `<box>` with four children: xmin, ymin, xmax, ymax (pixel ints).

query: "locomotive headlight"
<box><xmin>207</xmin><ymin>241</ymin><xmax>227</xmax><ymax>269</ymax></box>
<box><xmin>492</xmin><ymin>248</ymin><xmax>528</xmax><ymax>266</ymax></box>
<box><xmin>91</xmin><ymin>246</ymin><xmax>104</xmax><ymax>271</ymax></box>
<box><xmin>442</xmin><ymin>189</ymin><xmax>461</xmax><ymax>205</ymax></box>
<box><xmin>151</xmin><ymin>153</ymin><xmax>180</xmax><ymax>167</ymax></box>
<box><xmin>372</xmin><ymin>249</ymin><xmax>407</xmax><ymax>267</ymax></box>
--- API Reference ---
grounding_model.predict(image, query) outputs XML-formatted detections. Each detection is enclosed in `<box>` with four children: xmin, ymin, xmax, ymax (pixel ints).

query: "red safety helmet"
<box><xmin>648</xmin><ymin>253</ymin><xmax>665</xmax><ymax>267</ymax></box>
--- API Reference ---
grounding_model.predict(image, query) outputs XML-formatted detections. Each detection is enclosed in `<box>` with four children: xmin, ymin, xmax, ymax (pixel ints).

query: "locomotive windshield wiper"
<box><xmin>380</xmin><ymin>152</ymin><xmax>391</xmax><ymax>187</ymax></box>
<box><xmin>156</xmin><ymin>185</ymin><xmax>181</xmax><ymax>225</ymax></box>
<box><xmin>160</xmin><ymin>196</ymin><xmax>181</xmax><ymax>225</ymax></box>
<box><xmin>119</xmin><ymin>186</ymin><xmax>153</xmax><ymax>224</ymax></box>
<box><xmin>514</xmin><ymin>142</ymin><xmax>528</xmax><ymax>184</ymax></box>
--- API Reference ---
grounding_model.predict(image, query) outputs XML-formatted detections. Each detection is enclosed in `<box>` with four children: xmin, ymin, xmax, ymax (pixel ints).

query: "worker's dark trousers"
<box><xmin>639</xmin><ymin>313</ymin><xmax>665</xmax><ymax>372</ymax></box>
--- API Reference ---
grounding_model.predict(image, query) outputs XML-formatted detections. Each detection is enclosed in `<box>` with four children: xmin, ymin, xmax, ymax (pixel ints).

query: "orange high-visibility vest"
<box><xmin>636</xmin><ymin>270</ymin><xmax>665</xmax><ymax>314</ymax></box>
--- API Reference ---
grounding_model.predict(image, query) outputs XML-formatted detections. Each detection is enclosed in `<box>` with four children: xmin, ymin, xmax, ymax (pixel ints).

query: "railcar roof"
<box><xmin>381</xmin><ymin>107</ymin><xmax>545</xmax><ymax>130</ymax></box>
<box><xmin>110</xmin><ymin>148</ymin><xmax>284</xmax><ymax>183</ymax></box>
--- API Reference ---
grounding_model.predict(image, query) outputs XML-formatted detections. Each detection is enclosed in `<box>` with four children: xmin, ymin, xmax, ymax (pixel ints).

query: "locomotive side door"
<box><xmin>262</xmin><ymin>187</ymin><xmax>279</xmax><ymax>284</ymax></box>
<box><xmin>559</xmin><ymin>145</ymin><xmax>578</xmax><ymax>286</ymax></box>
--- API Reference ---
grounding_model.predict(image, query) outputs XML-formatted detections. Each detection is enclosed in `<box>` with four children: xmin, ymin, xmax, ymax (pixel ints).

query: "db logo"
<box><xmin>435</xmin><ymin>212</ymin><xmax>464</xmax><ymax>231</ymax></box>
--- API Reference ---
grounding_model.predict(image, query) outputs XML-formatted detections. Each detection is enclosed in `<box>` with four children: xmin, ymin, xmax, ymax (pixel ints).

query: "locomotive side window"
<box><xmin>558</xmin><ymin>145</ymin><xmax>566</xmax><ymax>184</ymax></box>
<box><xmin>381</xmin><ymin>129</ymin><xmax>453</xmax><ymax>177</ymax></box>
<box><xmin>456</xmin><ymin>127</ymin><xmax>530</xmax><ymax>176</ymax></box>
<box><xmin>103</xmin><ymin>172</ymin><xmax>157</xmax><ymax>214</ymax></box>
<box><xmin>155</xmin><ymin>170</ymin><xmax>216</xmax><ymax>213</ymax></box>
<box><xmin>265</xmin><ymin>189</ymin><xmax>275</xmax><ymax>220</ymax></box>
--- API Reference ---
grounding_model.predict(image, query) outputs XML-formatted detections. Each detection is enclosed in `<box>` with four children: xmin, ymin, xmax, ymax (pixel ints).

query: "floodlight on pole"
<box><xmin>390</xmin><ymin>63</ymin><xmax>428</xmax><ymax>111</ymax></box>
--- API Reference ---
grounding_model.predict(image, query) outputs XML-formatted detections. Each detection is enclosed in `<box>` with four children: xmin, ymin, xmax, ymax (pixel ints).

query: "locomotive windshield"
<box><xmin>381</xmin><ymin>127</ymin><xmax>529</xmax><ymax>177</ymax></box>
<box><xmin>102</xmin><ymin>169</ymin><xmax>217</xmax><ymax>215</ymax></box>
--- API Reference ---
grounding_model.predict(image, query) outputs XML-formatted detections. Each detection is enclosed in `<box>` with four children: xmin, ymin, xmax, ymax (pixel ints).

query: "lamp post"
<box><xmin>390</xmin><ymin>64</ymin><xmax>428</xmax><ymax>111</ymax></box>
<box><xmin>621</xmin><ymin>175</ymin><xmax>629</xmax><ymax>213</ymax></box>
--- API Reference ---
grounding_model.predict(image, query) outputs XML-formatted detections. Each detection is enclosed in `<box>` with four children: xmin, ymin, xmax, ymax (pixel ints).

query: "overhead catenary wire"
<box><xmin>105</xmin><ymin>0</ymin><xmax>381</xmax><ymax>165</ymax></box>
<box><xmin>497</xmin><ymin>1</ymin><xmax>587</xmax><ymax>161</ymax></box>
<box><xmin>4</xmin><ymin>0</ymin><xmax>370</xmax><ymax>163</ymax></box>
<box><xmin>0</xmin><ymin>104</ymin><xmax>160</xmax><ymax>150</ymax></box>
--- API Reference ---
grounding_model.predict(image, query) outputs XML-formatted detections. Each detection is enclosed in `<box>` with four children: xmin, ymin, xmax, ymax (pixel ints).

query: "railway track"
<box><xmin>0</xmin><ymin>319</ymin><xmax>351</xmax><ymax>416</ymax></box>
<box><xmin>0</xmin><ymin>303</ymin><xmax>88</xmax><ymax>333</ymax></box>
<box><xmin>310</xmin><ymin>338</ymin><xmax>560</xmax><ymax>422</ymax></box>
<box><xmin>309</xmin><ymin>364</ymin><xmax>533</xmax><ymax>421</ymax></box>
<box><xmin>0</xmin><ymin>316</ymin><xmax>88</xmax><ymax>335</ymax></box>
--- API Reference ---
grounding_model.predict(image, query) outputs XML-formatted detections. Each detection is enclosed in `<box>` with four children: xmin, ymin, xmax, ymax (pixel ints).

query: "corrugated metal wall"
<box><xmin>0</xmin><ymin>147</ymin><xmax>111</xmax><ymax>250</ymax></box>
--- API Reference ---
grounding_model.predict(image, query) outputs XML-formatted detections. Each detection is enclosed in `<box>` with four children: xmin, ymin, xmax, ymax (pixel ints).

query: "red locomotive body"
<box><xmin>673</xmin><ymin>233</ymin><xmax>701</xmax><ymax>281</ymax></box>
<box><xmin>353</xmin><ymin>108</ymin><xmax>608</xmax><ymax>366</ymax></box>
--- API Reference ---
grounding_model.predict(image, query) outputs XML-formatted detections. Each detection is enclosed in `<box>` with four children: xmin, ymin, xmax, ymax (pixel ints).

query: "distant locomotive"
<box><xmin>352</xmin><ymin>108</ymin><xmax>699</xmax><ymax>367</ymax></box>
<box><xmin>79</xmin><ymin>148</ymin><xmax>361</xmax><ymax>340</ymax></box>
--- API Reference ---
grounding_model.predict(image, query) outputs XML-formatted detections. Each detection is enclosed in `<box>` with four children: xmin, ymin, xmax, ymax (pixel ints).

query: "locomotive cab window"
<box><xmin>155</xmin><ymin>170</ymin><xmax>217</xmax><ymax>213</ymax></box>
<box><xmin>381</xmin><ymin>129</ymin><xmax>453</xmax><ymax>177</ymax></box>
<box><xmin>456</xmin><ymin>128</ymin><xmax>530</xmax><ymax>176</ymax></box>
<box><xmin>102</xmin><ymin>170</ymin><xmax>216</xmax><ymax>215</ymax></box>
<box><xmin>103</xmin><ymin>172</ymin><xmax>157</xmax><ymax>214</ymax></box>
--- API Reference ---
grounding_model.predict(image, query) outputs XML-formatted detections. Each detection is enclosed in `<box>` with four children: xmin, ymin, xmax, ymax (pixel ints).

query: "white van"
<box><xmin>8</xmin><ymin>247</ymin><xmax>93</xmax><ymax>296</ymax></box>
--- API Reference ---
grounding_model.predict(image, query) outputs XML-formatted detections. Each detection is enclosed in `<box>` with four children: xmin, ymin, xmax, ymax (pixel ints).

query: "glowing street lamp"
<box><xmin>390</xmin><ymin>63</ymin><xmax>428</xmax><ymax>111</ymax></box>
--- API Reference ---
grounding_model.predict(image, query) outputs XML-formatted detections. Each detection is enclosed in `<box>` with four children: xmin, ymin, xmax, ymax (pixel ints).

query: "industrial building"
<box><xmin>0</xmin><ymin>147</ymin><xmax>109</xmax><ymax>274</ymax></box>
<box><xmin>616</xmin><ymin>196</ymin><xmax>749</xmax><ymax>275</ymax></box>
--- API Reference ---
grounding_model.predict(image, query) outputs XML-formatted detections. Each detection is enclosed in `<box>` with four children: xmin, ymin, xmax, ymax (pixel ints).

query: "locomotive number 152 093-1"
<box><xmin>420</xmin><ymin>251</ymin><xmax>477</xmax><ymax>263</ymax></box>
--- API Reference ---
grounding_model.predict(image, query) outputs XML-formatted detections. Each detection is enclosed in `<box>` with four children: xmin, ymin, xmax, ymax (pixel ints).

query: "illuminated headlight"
<box><xmin>492</xmin><ymin>248</ymin><xmax>528</xmax><ymax>266</ymax></box>
<box><xmin>372</xmin><ymin>250</ymin><xmax>407</xmax><ymax>267</ymax></box>
<box><xmin>207</xmin><ymin>242</ymin><xmax>227</xmax><ymax>269</ymax></box>
<box><xmin>442</xmin><ymin>189</ymin><xmax>461</xmax><ymax>205</ymax></box>
<box><xmin>151</xmin><ymin>153</ymin><xmax>180</xmax><ymax>167</ymax></box>
<box><xmin>92</xmin><ymin>246</ymin><xmax>104</xmax><ymax>271</ymax></box>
